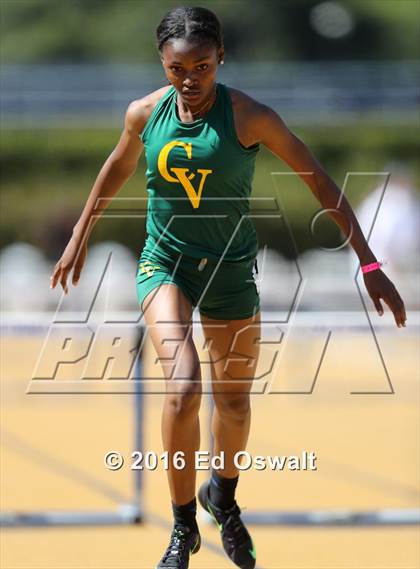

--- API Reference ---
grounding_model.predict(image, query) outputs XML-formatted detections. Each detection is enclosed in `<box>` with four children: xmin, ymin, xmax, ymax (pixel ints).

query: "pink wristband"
<box><xmin>361</xmin><ymin>261</ymin><xmax>383</xmax><ymax>274</ymax></box>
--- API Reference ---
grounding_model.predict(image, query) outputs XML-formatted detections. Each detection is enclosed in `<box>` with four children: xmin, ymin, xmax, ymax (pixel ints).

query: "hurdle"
<box><xmin>2</xmin><ymin>312</ymin><xmax>419</xmax><ymax>529</ymax></box>
<box><xmin>241</xmin><ymin>509</ymin><xmax>420</xmax><ymax>526</ymax></box>
<box><xmin>1</xmin><ymin>320</ymin><xmax>145</xmax><ymax>528</ymax></box>
<box><xmin>203</xmin><ymin>311</ymin><xmax>420</xmax><ymax>528</ymax></box>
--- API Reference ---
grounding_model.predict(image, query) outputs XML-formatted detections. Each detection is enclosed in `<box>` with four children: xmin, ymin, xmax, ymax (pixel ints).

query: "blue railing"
<box><xmin>1</xmin><ymin>61</ymin><xmax>418</xmax><ymax>127</ymax></box>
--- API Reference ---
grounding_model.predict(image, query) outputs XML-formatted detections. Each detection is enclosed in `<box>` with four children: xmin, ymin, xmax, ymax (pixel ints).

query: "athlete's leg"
<box><xmin>142</xmin><ymin>284</ymin><xmax>202</xmax><ymax>506</ymax></box>
<box><xmin>198</xmin><ymin>310</ymin><xmax>260</xmax><ymax>569</ymax></box>
<box><xmin>199</xmin><ymin>310</ymin><xmax>261</xmax><ymax>477</ymax></box>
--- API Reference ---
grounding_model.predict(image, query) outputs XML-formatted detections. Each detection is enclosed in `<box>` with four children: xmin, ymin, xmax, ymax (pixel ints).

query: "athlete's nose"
<box><xmin>183</xmin><ymin>74</ymin><xmax>199</xmax><ymax>88</ymax></box>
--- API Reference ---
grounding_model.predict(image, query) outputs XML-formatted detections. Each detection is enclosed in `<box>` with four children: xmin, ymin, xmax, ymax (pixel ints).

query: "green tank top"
<box><xmin>140</xmin><ymin>82</ymin><xmax>260</xmax><ymax>261</ymax></box>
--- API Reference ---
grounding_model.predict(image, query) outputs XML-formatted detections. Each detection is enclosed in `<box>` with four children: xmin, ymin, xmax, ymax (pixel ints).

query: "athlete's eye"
<box><xmin>197</xmin><ymin>64</ymin><xmax>209</xmax><ymax>71</ymax></box>
<box><xmin>169</xmin><ymin>66</ymin><xmax>182</xmax><ymax>73</ymax></box>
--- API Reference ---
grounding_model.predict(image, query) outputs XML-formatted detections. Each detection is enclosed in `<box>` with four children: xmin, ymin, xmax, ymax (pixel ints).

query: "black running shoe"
<box><xmin>156</xmin><ymin>525</ymin><xmax>201</xmax><ymax>569</ymax></box>
<box><xmin>198</xmin><ymin>481</ymin><xmax>256</xmax><ymax>569</ymax></box>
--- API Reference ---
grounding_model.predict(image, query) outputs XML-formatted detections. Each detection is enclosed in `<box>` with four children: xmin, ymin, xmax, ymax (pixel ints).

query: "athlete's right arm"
<box><xmin>50</xmin><ymin>98</ymin><xmax>150</xmax><ymax>293</ymax></box>
<box><xmin>72</xmin><ymin>99</ymin><xmax>148</xmax><ymax>241</ymax></box>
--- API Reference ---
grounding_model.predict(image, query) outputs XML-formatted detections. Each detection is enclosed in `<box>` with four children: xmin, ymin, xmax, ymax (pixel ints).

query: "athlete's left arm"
<box><xmin>252</xmin><ymin>104</ymin><xmax>406</xmax><ymax>328</ymax></box>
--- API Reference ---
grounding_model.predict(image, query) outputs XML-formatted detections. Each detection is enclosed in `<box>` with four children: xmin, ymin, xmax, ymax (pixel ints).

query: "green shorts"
<box><xmin>136</xmin><ymin>235</ymin><xmax>260</xmax><ymax>320</ymax></box>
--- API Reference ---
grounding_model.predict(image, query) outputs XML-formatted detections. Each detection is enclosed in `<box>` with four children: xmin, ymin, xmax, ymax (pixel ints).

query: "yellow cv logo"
<box><xmin>139</xmin><ymin>261</ymin><xmax>161</xmax><ymax>278</ymax></box>
<box><xmin>158</xmin><ymin>141</ymin><xmax>213</xmax><ymax>209</ymax></box>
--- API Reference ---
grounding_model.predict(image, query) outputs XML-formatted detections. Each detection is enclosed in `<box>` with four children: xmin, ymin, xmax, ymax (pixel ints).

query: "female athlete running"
<box><xmin>50</xmin><ymin>6</ymin><xmax>407</xmax><ymax>569</ymax></box>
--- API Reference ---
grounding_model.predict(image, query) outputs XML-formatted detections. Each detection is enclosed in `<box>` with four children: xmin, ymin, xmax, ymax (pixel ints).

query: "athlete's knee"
<box><xmin>166</xmin><ymin>380</ymin><xmax>202</xmax><ymax>419</ymax></box>
<box><xmin>214</xmin><ymin>392</ymin><xmax>250</xmax><ymax>422</ymax></box>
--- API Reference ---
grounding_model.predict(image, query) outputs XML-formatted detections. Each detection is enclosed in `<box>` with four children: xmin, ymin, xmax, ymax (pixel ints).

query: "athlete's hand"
<box><xmin>363</xmin><ymin>270</ymin><xmax>407</xmax><ymax>328</ymax></box>
<box><xmin>50</xmin><ymin>236</ymin><xmax>88</xmax><ymax>294</ymax></box>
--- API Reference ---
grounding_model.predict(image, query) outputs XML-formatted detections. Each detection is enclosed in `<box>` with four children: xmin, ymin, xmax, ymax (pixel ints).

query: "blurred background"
<box><xmin>1</xmin><ymin>2</ymin><xmax>419</xmax><ymax>568</ymax></box>
<box><xmin>1</xmin><ymin>0</ymin><xmax>419</xmax><ymax>313</ymax></box>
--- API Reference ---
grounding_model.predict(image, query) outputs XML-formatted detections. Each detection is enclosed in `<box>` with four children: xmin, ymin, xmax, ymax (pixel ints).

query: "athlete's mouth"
<box><xmin>181</xmin><ymin>90</ymin><xmax>201</xmax><ymax>99</ymax></box>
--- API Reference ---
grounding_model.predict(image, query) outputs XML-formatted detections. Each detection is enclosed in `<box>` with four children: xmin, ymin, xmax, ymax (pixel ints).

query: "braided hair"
<box><xmin>156</xmin><ymin>6</ymin><xmax>223</xmax><ymax>52</ymax></box>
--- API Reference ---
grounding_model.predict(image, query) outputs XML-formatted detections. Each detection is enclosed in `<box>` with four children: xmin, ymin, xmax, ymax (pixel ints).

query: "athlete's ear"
<box><xmin>218</xmin><ymin>47</ymin><xmax>225</xmax><ymax>65</ymax></box>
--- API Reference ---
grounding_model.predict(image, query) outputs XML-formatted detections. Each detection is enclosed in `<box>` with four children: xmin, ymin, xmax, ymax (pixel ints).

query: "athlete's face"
<box><xmin>160</xmin><ymin>39</ymin><xmax>224</xmax><ymax>106</ymax></box>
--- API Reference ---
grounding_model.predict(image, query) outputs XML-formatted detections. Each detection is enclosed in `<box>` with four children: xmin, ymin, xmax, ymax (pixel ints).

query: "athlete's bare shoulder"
<box><xmin>125</xmin><ymin>85</ymin><xmax>173</xmax><ymax>137</ymax></box>
<box><xmin>226</xmin><ymin>86</ymin><xmax>266</xmax><ymax>118</ymax></box>
<box><xmin>225</xmin><ymin>86</ymin><xmax>268</xmax><ymax>147</ymax></box>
